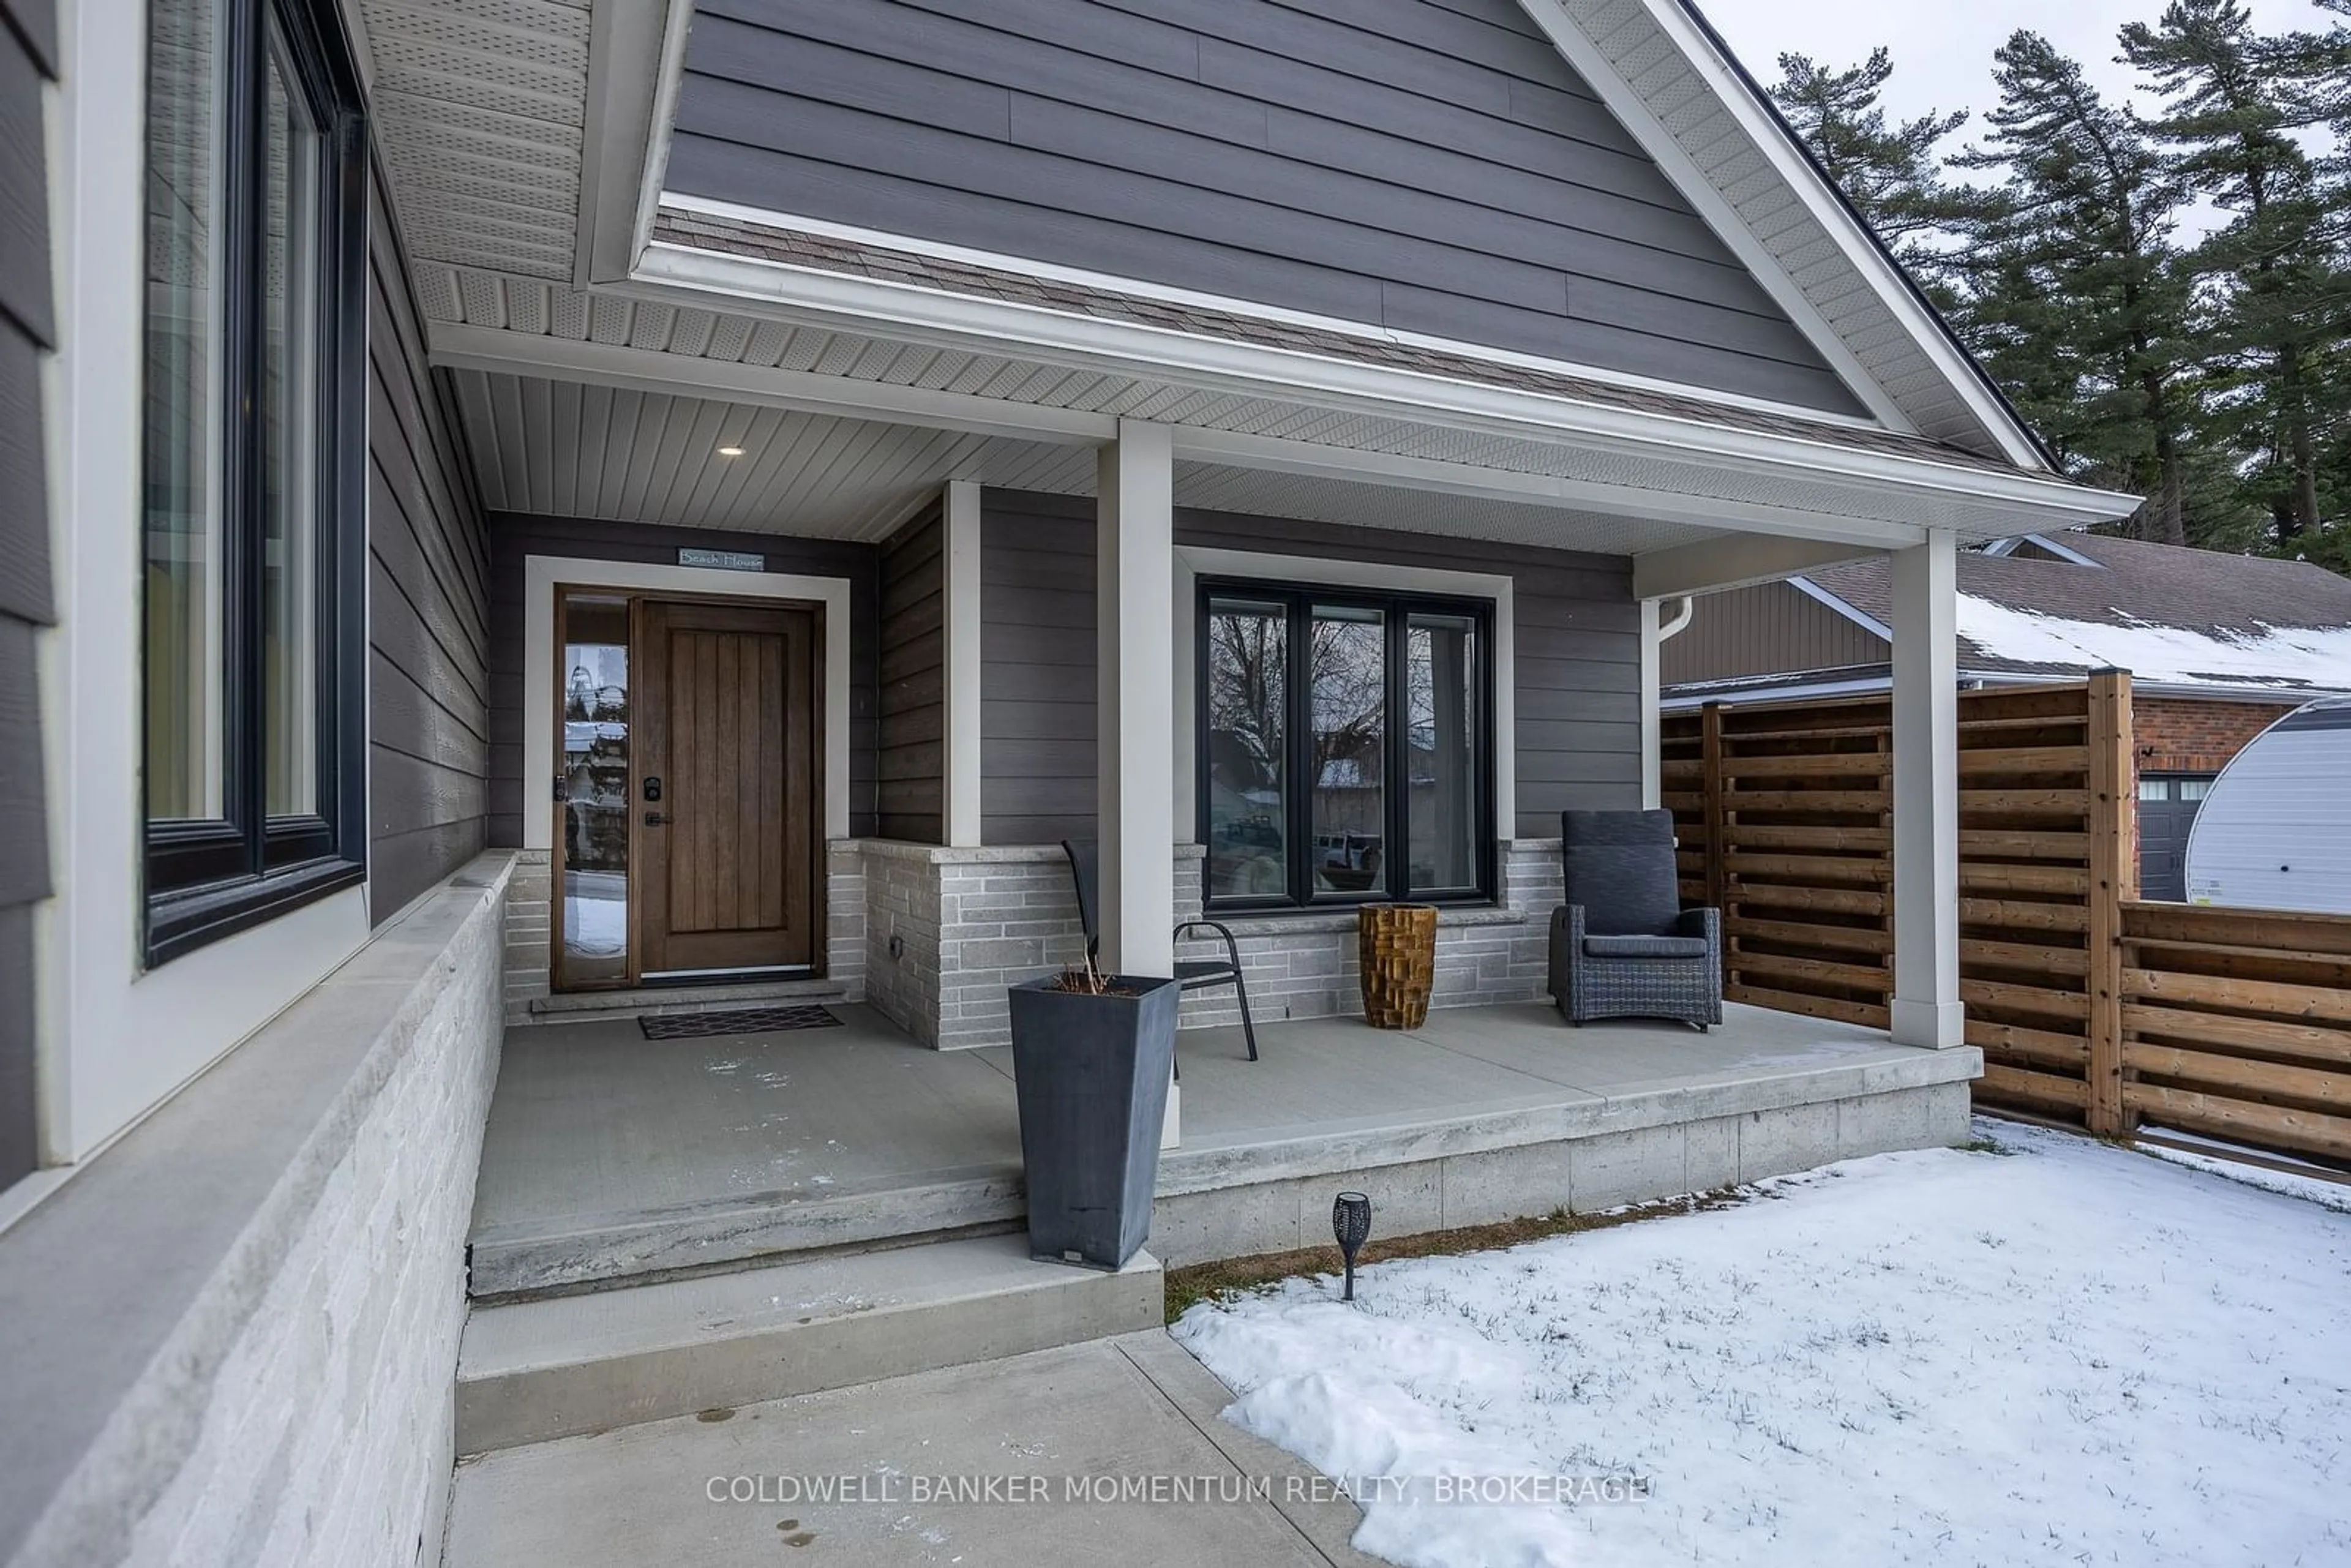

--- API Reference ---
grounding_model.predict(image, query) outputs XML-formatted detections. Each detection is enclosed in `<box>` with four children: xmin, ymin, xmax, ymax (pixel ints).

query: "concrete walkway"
<box><xmin>442</xmin><ymin>1330</ymin><xmax>1381</xmax><ymax>1567</ymax></box>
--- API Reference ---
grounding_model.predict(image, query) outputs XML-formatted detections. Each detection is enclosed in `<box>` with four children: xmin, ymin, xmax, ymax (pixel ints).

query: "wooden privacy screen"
<box><xmin>1663</xmin><ymin>670</ymin><xmax>2351</xmax><ymax>1167</ymax></box>
<box><xmin>2117</xmin><ymin>902</ymin><xmax>2351</xmax><ymax>1162</ymax></box>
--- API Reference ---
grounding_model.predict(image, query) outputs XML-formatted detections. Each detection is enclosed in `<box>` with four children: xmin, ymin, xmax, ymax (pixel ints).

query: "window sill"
<box><xmin>146</xmin><ymin>855</ymin><xmax>367</xmax><ymax>967</ymax></box>
<box><xmin>1196</xmin><ymin>904</ymin><xmax>1525</xmax><ymax>938</ymax></box>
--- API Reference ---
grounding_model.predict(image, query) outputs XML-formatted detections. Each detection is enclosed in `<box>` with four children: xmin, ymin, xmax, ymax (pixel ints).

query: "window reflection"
<box><xmin>1408</xmin><ymin>614</ymin><xmax>1479</xmax><ymax>893</ymax></box>
<box><xmin>561</xmin><ymin>596</ymin><xmax>631</xmax><ymax>985</ymax></box>
<box><xmin>1310</xmin><ymin>606</ymin><xmax>1385</xmax><ymax>895</ymax></box>
<box><xmin>1205</xmin><ymin>598</ymin><xmax>1288</xmax><ymax>898</ymax></box>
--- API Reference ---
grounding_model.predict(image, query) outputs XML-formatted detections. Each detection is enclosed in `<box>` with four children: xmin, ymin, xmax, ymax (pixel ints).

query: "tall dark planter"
<box><xmin>1006</xmin><ymin>974</ymin><xmax>1180</xmax><ymax>1270</ymax></box>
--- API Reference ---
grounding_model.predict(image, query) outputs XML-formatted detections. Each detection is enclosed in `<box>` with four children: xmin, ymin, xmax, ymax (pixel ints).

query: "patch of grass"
<box><xmin>1163</xmin><ymin>1187</ymin><xmax>1750</xmax><ymax>1324</ymax></box>
<box><xmin>1961</xmin><ymin>1136</ymin><xmax>2019</xmax><ymax>1156</ymax></box>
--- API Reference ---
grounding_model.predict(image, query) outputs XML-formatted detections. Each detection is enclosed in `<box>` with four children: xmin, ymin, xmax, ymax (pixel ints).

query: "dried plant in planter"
<box><xmin>1048</xmin><ymin>954</ymin><xmax>1137</xmax><ymax>997</ymax></box>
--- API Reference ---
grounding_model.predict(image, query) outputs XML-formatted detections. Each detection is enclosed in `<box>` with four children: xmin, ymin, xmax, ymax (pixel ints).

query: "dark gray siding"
<box><xmin>484</xmin><ymin>517</ymin><xmax>882</xmax><ymax>847</ymax></box>
<box><xmin>877</xmin><ymin>503</ymin><xmax>945</xmax><ymax>842</ymax></box>
<box><xmin>670</xmin><ymin>0</ymin><xmax>1862</xmax><ymax>414</ymax></box>
<box><xmin>0</xmin><ymin>0</ymin><xmax>54</xmax><ymax>1188</ymax></box>
<box><xmin>1660</xmin><ymin>580</ymin><xmax>1887</xmax><ymax>688</ymax></box>
<box><xmin>367</xmin><ymin>167</ymin><xmax>493</xmax><ymax>921</ymax></box>
<box><xmin>979</xmin><ymin>495</ymin><xmax>1097</xmax><ymax>845</ymax></box>
<box><xmin>976</xmin><ymin>490</ymin><xmax>1640</xmax><ymax>846</ymax></box>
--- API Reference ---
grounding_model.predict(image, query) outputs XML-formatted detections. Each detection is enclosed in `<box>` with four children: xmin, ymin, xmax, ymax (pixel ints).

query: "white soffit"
<box><xmin>359</xmin><ymin>0</ymin><xmax>591</xmax><ymax>279</ymax></box>
<box><xmin>445</xmin><ymin>367</ymin><xmax>1734</xmax><ymax>557</ymax></box>
<box><xmin>447</xmin><ymin>370</ymin><xmax>1097</xmax><ymax>538</ymax></box>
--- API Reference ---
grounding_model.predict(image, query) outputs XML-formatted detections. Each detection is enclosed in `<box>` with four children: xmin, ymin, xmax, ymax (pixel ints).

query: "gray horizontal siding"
<box><xmin>877</xmin><ymin>503</ymin><xmax>945</xmax><ymax>842</ymax></box>
<box><xmin>980</xmin><ymin>494</ymin><xmax>1097</xmax><ymax>846</ymax></box>
<box><xmin>483</xmin><ymin>516</ymin><xmax>882</xmax><ymax>848</ymax></box>
<box><xmin>1661</xmin><ymin>580</ymin><xmax>1888</xmax><ymax>688</ymax></box>
<box><xmin>976</xmin><ymin>490</ymin><xmax>1640</xmax><ymax>847</ymax></box>
<box><xmin>1</xmin><ymin>3</ymin><xmax>53</xmax><ymax>1189</ymax></box>
<box><xmin>368</xmin><ymin>168</ymin><xmax>492</xmax><ymax>921</ymax></box>
<box><xmin>670</xmin><ymin>0</ymin><xmax>1861</xmax><ymax>413</ymax></box>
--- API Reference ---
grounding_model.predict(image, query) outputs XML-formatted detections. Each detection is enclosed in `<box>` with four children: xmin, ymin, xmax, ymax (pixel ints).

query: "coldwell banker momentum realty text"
<box><xmin>704</xmin><ymin>1473</ymin><xmax>1655</xmax><ymax>1507</ymax></box>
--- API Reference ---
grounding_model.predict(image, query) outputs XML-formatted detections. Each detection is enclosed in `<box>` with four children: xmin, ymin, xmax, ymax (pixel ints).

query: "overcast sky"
<box><xmin>1703</xmin><ymin>0</ymin><xmax>2338</xmax><ymax>140</ymax></box>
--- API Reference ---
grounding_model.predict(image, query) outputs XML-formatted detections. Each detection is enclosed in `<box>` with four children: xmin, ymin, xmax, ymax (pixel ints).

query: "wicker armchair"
<box><xmin>1547</xmin><ymin>809</ymin><xmax>1722</xmax><ymax>1030</ymax></box>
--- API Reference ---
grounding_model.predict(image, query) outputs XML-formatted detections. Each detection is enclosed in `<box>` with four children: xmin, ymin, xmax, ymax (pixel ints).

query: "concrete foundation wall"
<box><xmin>854</xmin><ymin>839</ymin><xmax>1569</xmax><ymax>1050</ymax></box>
<box><xmin>1149</xmin><ymin>1078</ymin><xmax>1973</xmax><ymax>1266</ymax></box>
<box><xmin>0</xmin><ymin>858</ymin><xmax>512</xmax><ymax>1568</ymax></box>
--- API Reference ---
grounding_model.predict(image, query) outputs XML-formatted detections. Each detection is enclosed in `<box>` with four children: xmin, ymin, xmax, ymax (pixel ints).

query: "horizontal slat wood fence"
<box><xmin>1665</xmin><ymin>672</ymin><xmax>2350</xmax><ymax>1169</ymax></box>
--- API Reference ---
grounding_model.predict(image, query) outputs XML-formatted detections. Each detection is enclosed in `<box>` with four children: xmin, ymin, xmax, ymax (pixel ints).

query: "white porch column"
<box><xmin>1098</xmin><ymin>422</ymin><xmax>1179</xmax><ymax>1147</ymax></box>
<box><xmin>1890</xmin><ymin>530</ymin><xmax>1963</xmax><ymax>1048</ymax></box>
<box><xmin>942</xmin><ymin>480</ymin><xmax>984</xmax><ymax>847</ymax></box>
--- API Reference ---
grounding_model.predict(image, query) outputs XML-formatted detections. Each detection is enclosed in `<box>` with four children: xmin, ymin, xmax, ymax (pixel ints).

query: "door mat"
<box><xmin>640</xmin><ymin>1005</ymin><xmax>843</xmax><ymax>1040</ymax></box>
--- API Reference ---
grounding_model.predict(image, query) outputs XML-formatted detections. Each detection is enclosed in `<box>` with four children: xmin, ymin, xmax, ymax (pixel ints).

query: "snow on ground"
<box><xmin>1173</xmin><ymin>1123</ymin><xmax>2351</xmax><ymax>1567</ymax></box>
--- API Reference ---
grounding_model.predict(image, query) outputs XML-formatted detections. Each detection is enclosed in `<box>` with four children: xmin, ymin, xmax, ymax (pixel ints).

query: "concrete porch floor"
<box><xmin>469</xmin><ymin>1000</ymin><xmax>1979</xmax><ymax>1294</ymax></box>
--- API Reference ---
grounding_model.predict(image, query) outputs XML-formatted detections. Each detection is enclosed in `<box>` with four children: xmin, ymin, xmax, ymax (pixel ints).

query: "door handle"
<box><xmin>643</xmin><ymin>811</ymin><xmax>667</xmax><ymax>827</ymax></box>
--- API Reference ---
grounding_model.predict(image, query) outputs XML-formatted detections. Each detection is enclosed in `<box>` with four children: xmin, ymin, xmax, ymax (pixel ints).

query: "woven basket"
<box><xmin>1358</xmin><ymin>904</ymin><xmax>1439</xmax><ymax>1029</ymax></box>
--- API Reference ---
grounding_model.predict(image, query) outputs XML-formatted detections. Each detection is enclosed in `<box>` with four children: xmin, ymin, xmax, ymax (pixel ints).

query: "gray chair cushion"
<box><xmin>1561</xmin><ymin>808</ymin><xmax>1682</xmax><ymax>936</ymax></box>
<box><xmin>1582</xmin><ymin>934</ymin><xmax>1710</xmax><ymax>960</ymax></box>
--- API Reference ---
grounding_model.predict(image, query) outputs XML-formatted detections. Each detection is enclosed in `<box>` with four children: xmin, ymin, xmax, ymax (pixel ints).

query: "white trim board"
<box><xmin>1787</xmin><ymin>575</ymin><xmax>1894</xmax><ymax>642</ymax></box>
<box><xmin>941</xmin><ymin>481</ymin><xmax>984</xmax><ymax>847</ymax></box>
<box><xmin>576</xmin><ymin>0</ymin><xmax>692</xmax><ymax>287</ymax></box>
<box><xmin>522</xmin><ymin>556</ymin><xmax>855</xmax><ymax>847</ymax></box>
<box><xmin>1171</xmin><ymin>547</ymin><xmax>1517</xmax><ymax>839</ymax></box>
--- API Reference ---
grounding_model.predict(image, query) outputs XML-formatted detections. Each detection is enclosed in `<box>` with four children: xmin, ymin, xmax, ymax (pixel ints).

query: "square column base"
<box><xmin>1889</xmin><ymin>997</ymin><xmax>1966</xmax><ymax>1050</ymax></box>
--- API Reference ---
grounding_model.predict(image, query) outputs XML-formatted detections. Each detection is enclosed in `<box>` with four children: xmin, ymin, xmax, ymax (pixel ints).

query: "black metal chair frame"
<box><xmin>1062</xmin><ymin>840</ymin><xmax>1261</xmax><ymax>1063</ymax></box>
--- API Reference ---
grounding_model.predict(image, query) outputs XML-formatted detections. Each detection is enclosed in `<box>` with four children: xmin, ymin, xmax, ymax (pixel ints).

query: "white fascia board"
<box><xmin>2018</xmin><ymin>531</ymin><xmax>2106</xmax><ymax>567</ymax></box>
<box><xmin>624</xmin><ymin>241</ymin><xmax>2143</xmax><ymax>531</ymax></box>
<box><xmin>662</xmin><ymin>193</ymin><xmax>1892</xmax><ymax>435</ymax></box>
<box><xmin>428</xmin><ymin>322</ymin><xmax>1116</xmax><ymax>445</ymax></box>
<box><xmin>1517</xmin><ymin>0</ymin><xmax>2047</xmax><ymax>471</ymax></box>
<box><xmin>1633</xmin><ymin>535</ymin><xmax>1889</xmax><ymax>599</ymax></box>
<box><xmin>576</xmin><ymin>0</ymin><xmax>691</xmax><ymax>286</ymax></box>
<box><xmin>1787</xmin><ymin>574</ymin><xmax>1894</xmax><ymax>641</ymax></box>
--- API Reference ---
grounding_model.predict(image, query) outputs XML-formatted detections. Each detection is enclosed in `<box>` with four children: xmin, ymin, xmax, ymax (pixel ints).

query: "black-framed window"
<box><xmin>1198</xmin><ymin>580</ymin><xmax>1495</xmax><ymax>910</ymax></box>
<box><xmin>141</xmin><ymin>0</ymin><xmax>369</xmax><ymax>964</ymax></box>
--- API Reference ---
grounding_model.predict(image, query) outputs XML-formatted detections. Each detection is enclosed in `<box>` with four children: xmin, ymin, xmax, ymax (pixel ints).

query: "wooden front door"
<box><xmin>634</xmin><ymin>598</ymin><xmax>822</xmax><ymax>976</ymax></box>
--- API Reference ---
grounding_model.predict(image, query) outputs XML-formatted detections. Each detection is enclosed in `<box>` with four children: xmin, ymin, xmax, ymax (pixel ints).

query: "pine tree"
<box><xmin>1768</xmin><ymin>50</ymin><xmax>1971</xmax><ymax>298</ymax></box>
<box><xmin>2122</xmin><ymin>0</ymin><xmax>2345</xmax><ymax>551</ymax></box>
<box><xmin>1949</xmin><ymin>32</ymin><xmax>2199</xmax><ymax>544</ymax></box>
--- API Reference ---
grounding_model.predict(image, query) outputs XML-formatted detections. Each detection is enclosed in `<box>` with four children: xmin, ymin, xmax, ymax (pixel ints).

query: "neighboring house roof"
<box><xmin>1674</xmin><ymin>533</ymin><xmax>2351</xmax><ymax>701</ymax></box>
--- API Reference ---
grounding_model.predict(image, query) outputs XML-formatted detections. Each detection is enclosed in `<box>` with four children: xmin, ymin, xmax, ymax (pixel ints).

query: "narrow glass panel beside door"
<box><xmin>560</xmin><ymin>595</ymin><xmax>631</xmax><ymax>986</ymax></box>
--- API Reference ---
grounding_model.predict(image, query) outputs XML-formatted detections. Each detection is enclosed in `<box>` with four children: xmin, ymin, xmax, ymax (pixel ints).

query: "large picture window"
<box><xmin>1199</xmin><ymin>580</ymin><xmax>1494</xmax><ymax>910</ymax></box>
<box><xmin>141</xmin><ymin>0</ymin><xmax>367</xmax><ymax>963</ymax></box>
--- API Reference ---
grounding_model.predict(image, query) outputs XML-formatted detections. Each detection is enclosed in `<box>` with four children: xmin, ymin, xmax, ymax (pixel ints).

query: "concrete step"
<box><xmin>466</xmin><ymin>1164</ymin><xmax>1026</xmax><ymax>1298</ymax></box>
<box><xmin>523</xmin><ymin>978</ymin><xmax>850</xmax><ymax>1022</ymax></box>
<box><xmin>454</xmin><ymin>1233</ymin><xmax>1163</xmax><ymax>1455</ymax></box>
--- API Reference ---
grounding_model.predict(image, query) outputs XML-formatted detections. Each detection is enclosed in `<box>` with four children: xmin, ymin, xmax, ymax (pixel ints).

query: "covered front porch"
<box><xmin>467</xmin><ymin>997</ymin><xmax>1974</xmax><ymax>1296</ymax></box>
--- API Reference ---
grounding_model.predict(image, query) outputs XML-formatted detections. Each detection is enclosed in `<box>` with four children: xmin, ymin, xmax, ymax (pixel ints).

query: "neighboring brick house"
<box><xmin>1663</xmin><ymin>533</ymin><xmax>2351</xmax><ymax>899</ymax></box>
